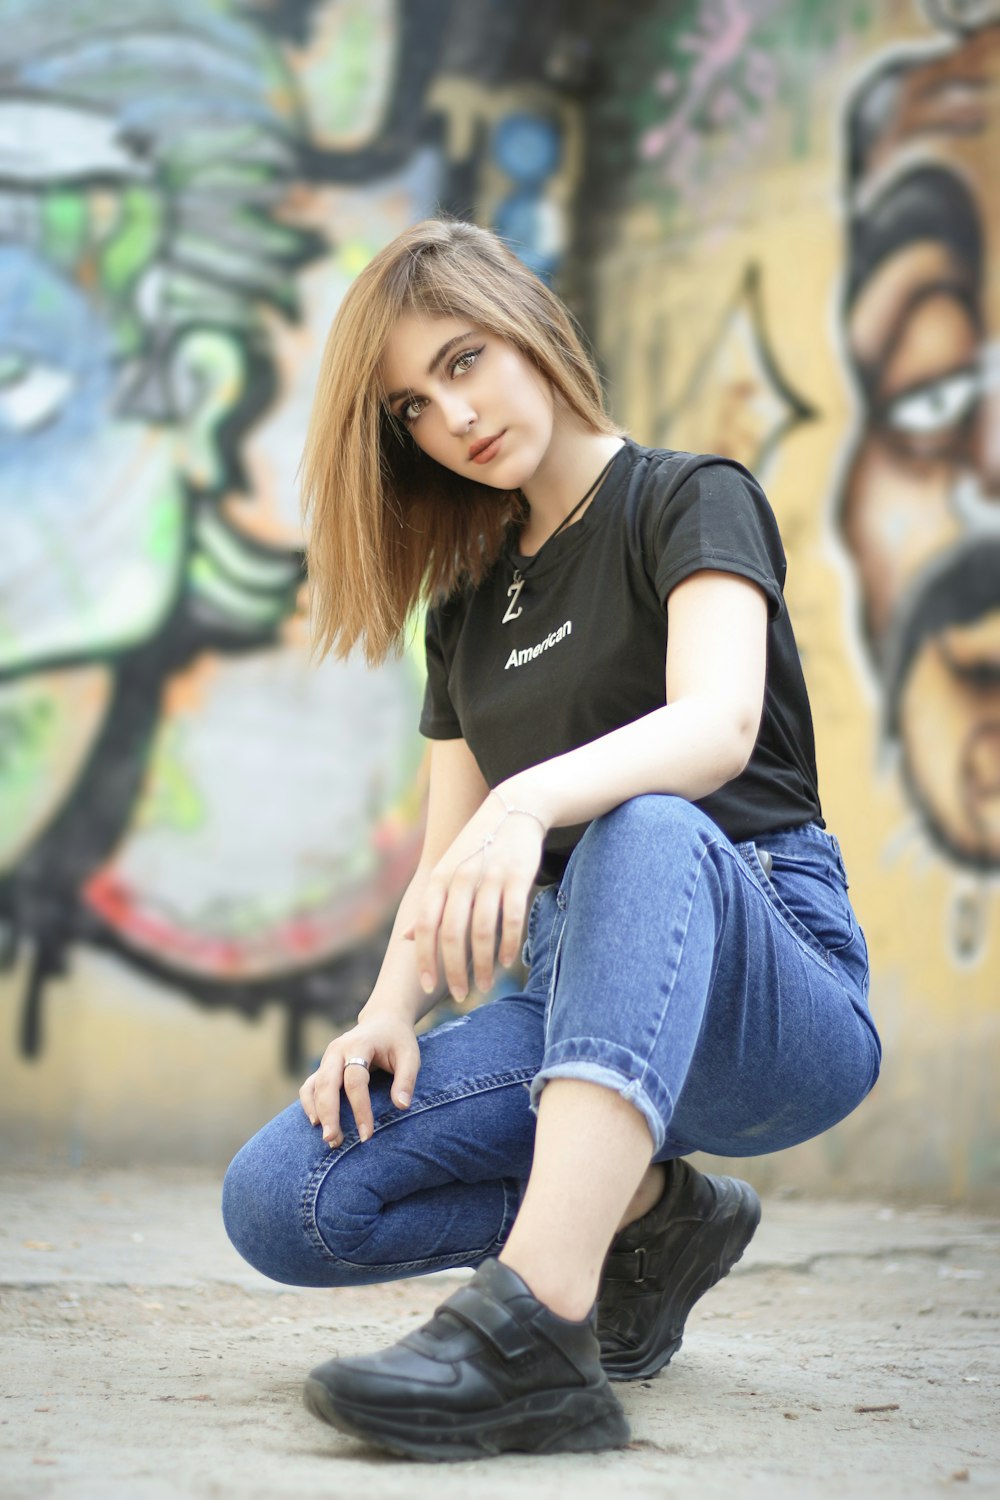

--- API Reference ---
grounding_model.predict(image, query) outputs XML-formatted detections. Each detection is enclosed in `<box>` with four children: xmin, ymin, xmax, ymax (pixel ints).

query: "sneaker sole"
<box><xmin>303</xmin><ymin>1375</ymin><xmax>631</xmax><ymax>1461</ymax></box>
<box><xmin>601</xmin><ymin>1176</ymin><xmax>762</xmax><ymax>1382</ymax></box>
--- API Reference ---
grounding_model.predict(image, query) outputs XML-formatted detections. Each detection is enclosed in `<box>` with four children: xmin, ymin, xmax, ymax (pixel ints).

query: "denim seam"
<box><xmin>543</xmin><ymin>910</ymin><xmax>568</xmax><ymax>1034</ymax></box>
<box><xmin>640</xmin><ymin>832</ymin><xmax>710</xmax><ymax>1068</ymax></box>
<box><xmin>536</xmin><ymin>897</ymin><xmax>560</xmax><ymax>1001</ymax></box>
<box><xmin>300</xmin><ymin>1067</ymin><xmax>538</xmax><ymax>1268</ymax></box>
<box><xmin>497</xmin><ymin>1177</ymin><xmax>521</xmax><ymax>1247</ymax></box>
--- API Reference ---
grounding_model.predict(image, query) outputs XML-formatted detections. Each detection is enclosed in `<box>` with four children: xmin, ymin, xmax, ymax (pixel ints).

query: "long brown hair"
<box><xmin>301</xmin><ymin>217</ymin><xmax>619</xmax><ymax>665</ymax></box>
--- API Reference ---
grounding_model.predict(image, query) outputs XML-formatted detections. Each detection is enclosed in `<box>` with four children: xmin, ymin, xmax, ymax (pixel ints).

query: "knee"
<box><xmin>222</xmin><ymin>1112</ymin><xmax>383</xmax><ymax>1285</ymax></box>
<box><xmin>221</xmin><ymin>1137</ymin><xmax>290</xmax><ymax>1282</ymax></box>
<box><xmin>588</xmin><ymin>794</ymin><xmax>711</xmax><ymax>860</ymax></box>
<box><xmin>563</xmin><ymin>796</ymin><xmax>727</xmax><ymax>916</ymax></box>
<box><xmin>221</xmin><ymin>1113</ymin><xmax>324</xmax><ymax>1285</ymax></box>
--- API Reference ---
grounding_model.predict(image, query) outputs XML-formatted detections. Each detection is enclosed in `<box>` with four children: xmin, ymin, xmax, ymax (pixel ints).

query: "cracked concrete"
<box><xmin>1</xmin><ymin>1169</ymin><xmax>998</xmax><ymax>1499</ymax></box>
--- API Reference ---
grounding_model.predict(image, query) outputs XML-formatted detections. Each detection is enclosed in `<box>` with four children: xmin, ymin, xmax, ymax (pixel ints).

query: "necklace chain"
<box><xmin>501</xmin><ymin>449</ymin><xmax>619</xmax><ymax>626</ymax></box>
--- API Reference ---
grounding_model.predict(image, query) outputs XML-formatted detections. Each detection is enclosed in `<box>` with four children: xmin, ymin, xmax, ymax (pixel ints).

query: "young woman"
<box><xmin>222</xmin><ymin>217</ymin><xmax>880</xmax><ymax>1460</ymax></box>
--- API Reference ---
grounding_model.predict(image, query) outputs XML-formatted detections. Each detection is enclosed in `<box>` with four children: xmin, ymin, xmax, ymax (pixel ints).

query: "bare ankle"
<box><xmin>497</xmin><ymin>1249</ymin><xmax>598</xmax><ymax>1322</ymax></box>
<box><xmin>617</xmin><ymin>1163</ymin><xmax>666</xmax><ymax>1232</ymax></box>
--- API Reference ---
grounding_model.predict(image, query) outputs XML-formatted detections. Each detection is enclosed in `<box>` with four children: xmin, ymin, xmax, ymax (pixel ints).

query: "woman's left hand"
<box><xmin>406</xmin><ymin>786</ymin><xmax>547</xmax><ymax>1001</ymax></box>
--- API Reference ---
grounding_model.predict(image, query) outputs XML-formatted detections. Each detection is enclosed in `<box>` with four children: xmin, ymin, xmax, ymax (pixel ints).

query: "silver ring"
<box><xmin>343</xmin><ymin>1057</ymin><xmax>370</xmax><ymax>1073</ymax></box>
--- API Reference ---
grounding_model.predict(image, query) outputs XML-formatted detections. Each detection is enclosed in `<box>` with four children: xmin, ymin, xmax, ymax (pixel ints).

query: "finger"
<box><xmin>498</xmin><ymin>885</ymin><xmax>529</xmax><ymax>970</ymax></box>
<box><xmin>298</xmin><ymin>1073</ymin><xmax>319</xmax><ymax>1126</ymax></box>
<box><xmin>414</xmin><ymin>878</ymin><xmax>448</xmax><ymax>994</ymax></box>
<box><xmin>389</xmin><ymin>1034</ymin><xmax>422</xmax><ymax>1109</ymax></box>
<box><xmin>342</xmin><ymin>1063</ymin><xmax>374</xmax><ymax>1142</ymax></box>
<box><xmin>313</xmin><ymin>1063</ymin><xmax>344</xmax><ymax>1146</ymax></box>
<box><xmin>470</xmin><ymin>877</ymin><xmax>503</xmax><ymax>994</ymax></box>
<box><xmin>439</xmin><ymin>874</ymin><xmax>477</xmax><ymax>1001</ymax></box>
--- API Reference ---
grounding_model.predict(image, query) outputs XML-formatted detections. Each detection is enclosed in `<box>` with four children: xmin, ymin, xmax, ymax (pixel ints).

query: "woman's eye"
<box><xmin>401</xmin><ymin>396</ymin><xmax>425</xmax><ymax>424</ymax></box>
<box><xmin>451</xmin><ymin>347</ymin><xmax>483</xmax><ymax>376</ymax></box>
<box><xmin>883</xmin><ymin>367</ymin><xmax>979</xmax><ymax>436</ymax></box>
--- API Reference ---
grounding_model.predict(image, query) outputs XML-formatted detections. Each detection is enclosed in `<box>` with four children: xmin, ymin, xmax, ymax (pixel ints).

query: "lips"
<box><xmin>469</xmin><ymin>431</ymin><xmax>504</xmax><ymax>464</ymax></box>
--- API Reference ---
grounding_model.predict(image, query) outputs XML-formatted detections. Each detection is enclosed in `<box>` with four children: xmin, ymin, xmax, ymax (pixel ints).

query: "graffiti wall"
<box><xmin>3</xmin><ymin>0</ymin><xmax>997</xmax><ymax>1202</ymax></box>
<box><xmin>588</xmin><ymin>0</ymin><xmax>1000</xmax><ymax>1200</ymax></box>
<box><xmin>0</xmin><ymin>0</ymin><xmax>587</xmax><ymax>1162</ymax></box>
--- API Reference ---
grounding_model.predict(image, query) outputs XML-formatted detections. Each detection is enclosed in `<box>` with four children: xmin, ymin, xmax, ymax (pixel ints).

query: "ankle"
<box><xmin>617</xmin><ymin>1163</ymin><xmax>667</xmax><ymax>1232</ymax></box>
<box><xmin>497</xmin><ymin>1249</ymin><xmax>598</xmax><ymax>1322</ymax></box>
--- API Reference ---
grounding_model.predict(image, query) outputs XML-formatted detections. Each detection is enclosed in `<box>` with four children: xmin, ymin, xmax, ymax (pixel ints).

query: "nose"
<box><xmin>439</xmin><ymin>390</ymin><xmax>477</xmax><ymax>437</ymax></box>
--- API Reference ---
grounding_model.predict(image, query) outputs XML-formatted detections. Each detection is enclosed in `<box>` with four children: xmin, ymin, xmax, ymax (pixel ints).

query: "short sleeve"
<box><xmin>418</xmin><ymin>605</ymin><xmax>463</xmax><ymax>740</ymax></box>
<box><xmin>647</xmin><ymin>458</ymin><xmax>787</xmax><ymax>621</ymax></box>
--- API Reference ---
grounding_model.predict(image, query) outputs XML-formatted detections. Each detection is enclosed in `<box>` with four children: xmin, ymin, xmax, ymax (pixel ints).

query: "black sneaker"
<box><xmin>597</xmin><ymin>1158</ymin><xmax>761</xmax><ymax>1381</ymax></box>
<box><xmin>304</xmin><ymin>1257</ymin><xmax>631</xmax><ymax>1461</ymax></box>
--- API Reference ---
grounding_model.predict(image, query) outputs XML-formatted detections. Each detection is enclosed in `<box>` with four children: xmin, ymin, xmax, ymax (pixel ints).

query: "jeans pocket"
<box><xmin>742</xmin><ymin>840</ymin><xmax>855</xmax><ymax>962</ymax></box>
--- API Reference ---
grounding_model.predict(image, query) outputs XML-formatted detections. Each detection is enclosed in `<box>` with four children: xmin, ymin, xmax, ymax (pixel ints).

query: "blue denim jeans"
<box><xmin>223</xmin><ymin>796</ymin><xmax>880</xmax><ymax>1288</ymax></box>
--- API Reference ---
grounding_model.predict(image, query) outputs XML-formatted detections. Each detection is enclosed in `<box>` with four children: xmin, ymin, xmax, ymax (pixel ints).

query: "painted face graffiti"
<box><xmin>840</xmin><ymin>19</ymin><xmax>1000</xmax><ymax>869</ymax></box>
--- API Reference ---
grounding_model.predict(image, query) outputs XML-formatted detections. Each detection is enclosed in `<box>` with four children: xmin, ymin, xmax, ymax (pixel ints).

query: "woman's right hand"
<box><xmin>299</xmin><ymin>1013</ymin><xmax>420</xmax><ymax>1148</ymax></box>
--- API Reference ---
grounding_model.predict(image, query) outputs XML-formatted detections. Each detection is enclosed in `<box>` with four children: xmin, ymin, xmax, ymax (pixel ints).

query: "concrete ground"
<box><xmin>0</xmin><ymin>1170</ymin><xmax>997</xmax><ymax>1500</ymax></box>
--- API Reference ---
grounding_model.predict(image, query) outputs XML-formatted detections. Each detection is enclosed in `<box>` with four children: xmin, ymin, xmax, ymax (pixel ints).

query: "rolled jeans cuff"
<box><xmin>528</xmin><ymin>1039</ymin><xmax>674</xmax><ymax>1153</ymax></box>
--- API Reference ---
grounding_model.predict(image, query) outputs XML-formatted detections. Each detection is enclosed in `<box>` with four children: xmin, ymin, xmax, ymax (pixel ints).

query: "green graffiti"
<box><xmin>315</xmin><ymin>7</ymin><xmax>382</xmax><ymax>137</ymax></box>
<box><xmin>0</xmin><ymin>696</ymin><xmax>57</xmax><ymax>858</ymax></box>
<box><xmin>144</xmin><ymin>491</ymin><xmax>184</xmax><ymax>567</ymax></box>
<box><xmin>102</xmin><ymin>189</ymin><xmax>163</xmax><ymax>298</ymax></box>
<box><xmin>41</xmin><ymin>191</ymin><xmax>88</xmax><ymax>270</ymax></box>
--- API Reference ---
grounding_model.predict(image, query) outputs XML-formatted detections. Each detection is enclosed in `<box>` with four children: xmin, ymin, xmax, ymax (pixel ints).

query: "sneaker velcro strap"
<box><xmin>601</xmin><ymin>1247</ymin><xmax>648</xmax><ymax>1284</ymax></box>
<box><xmin>440</xmin><ymin>1286</ymin><xmax>539</xmax><ymax>1360</ymax></box>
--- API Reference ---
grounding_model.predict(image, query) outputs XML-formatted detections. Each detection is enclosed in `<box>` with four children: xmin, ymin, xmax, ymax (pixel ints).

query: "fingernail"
<box><xmin>359</xmin><ymin>1124</ymin><xmax>370</xmax><ymax>1143</ymax></box>
<box><xmin>396</xmin><ymin>1091</ymin><xmax>411</xmax><ymax>1108</ymax></box>
<box><xmin>420</xmin><ymin>972</ymin><xmax>434</xmax><ymax>993</ymax></box>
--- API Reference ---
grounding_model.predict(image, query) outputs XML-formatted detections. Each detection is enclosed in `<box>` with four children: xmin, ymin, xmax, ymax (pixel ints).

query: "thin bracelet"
<box><xmin>490</xmin><ymin>788</ymin><xmax>547</xmax><ymax>836</ymax></box>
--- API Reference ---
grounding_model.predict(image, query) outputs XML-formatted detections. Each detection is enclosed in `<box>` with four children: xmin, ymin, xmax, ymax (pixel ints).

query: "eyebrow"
<box><xmin>847</xmin><ymin>165</ymin><xmax>980</xmax><ymax>309</ymax></box>
<box><xmin>385</xmin><ymin>331</ymin><xmax>477</xmax><ymax>407</ymax></box>
<box><xmin>854</xmin><ymin>278</ymin><xmax>977</xmax><ymax>396</ymax></box>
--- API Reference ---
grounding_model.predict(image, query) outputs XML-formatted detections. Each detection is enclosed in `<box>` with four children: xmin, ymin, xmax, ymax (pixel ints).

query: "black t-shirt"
<box><xmin>419</xmin><ymin>438</ymin><xmax>823</xmax><ymax>885</ymax></box>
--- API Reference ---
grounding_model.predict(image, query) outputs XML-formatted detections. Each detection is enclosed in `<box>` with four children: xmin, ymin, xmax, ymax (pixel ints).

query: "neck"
<box><xmin>517</xmin><ymin>416</ymin><xmax>625</xmax><ymax>555</ymax></box>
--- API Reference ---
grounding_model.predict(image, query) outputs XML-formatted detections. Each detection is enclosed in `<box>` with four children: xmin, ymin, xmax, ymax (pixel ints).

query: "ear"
<box><xmin>169</xmin><ymin>328</ymin><xmax>246</xmax><ymax>490</ymax></box>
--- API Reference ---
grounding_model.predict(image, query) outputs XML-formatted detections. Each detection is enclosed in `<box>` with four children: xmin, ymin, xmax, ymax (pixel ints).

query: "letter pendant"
<box><xmin>502</xmin><ymin>571</ymin><xmax>524</xmax><ymax>625</ymax></box>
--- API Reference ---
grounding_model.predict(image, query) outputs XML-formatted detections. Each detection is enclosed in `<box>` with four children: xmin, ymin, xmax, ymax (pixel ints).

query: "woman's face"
<box><xmin>380</xmin><ymin>311</ymin><xmax>555</xmax><ymax>488</ymax></box>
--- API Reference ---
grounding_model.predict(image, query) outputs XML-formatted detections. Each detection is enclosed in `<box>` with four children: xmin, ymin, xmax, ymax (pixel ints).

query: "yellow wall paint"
<box><xmin>593</xmin><ymin>7</ymin><xmax>999</xmax><ymax>1201</ymax></box>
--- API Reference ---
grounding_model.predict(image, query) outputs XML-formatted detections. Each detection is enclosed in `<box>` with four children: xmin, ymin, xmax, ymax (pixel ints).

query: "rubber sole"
<box><xmin>601</xmin><ymin>1177</ymin><xmax>762</xmax><ymax>1382</ymax></box>
<box><xmin>303</xmin><ymin>1375</ymin><xmax>631</xmax><ymax>1461</ymax></box>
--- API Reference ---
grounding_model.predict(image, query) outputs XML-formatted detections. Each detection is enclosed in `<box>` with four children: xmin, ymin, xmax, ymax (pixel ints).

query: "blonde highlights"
<box><xmin>301</xmin><ymin>218</ymin><xmax>618</xmax><ymax>665</ymax></box>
